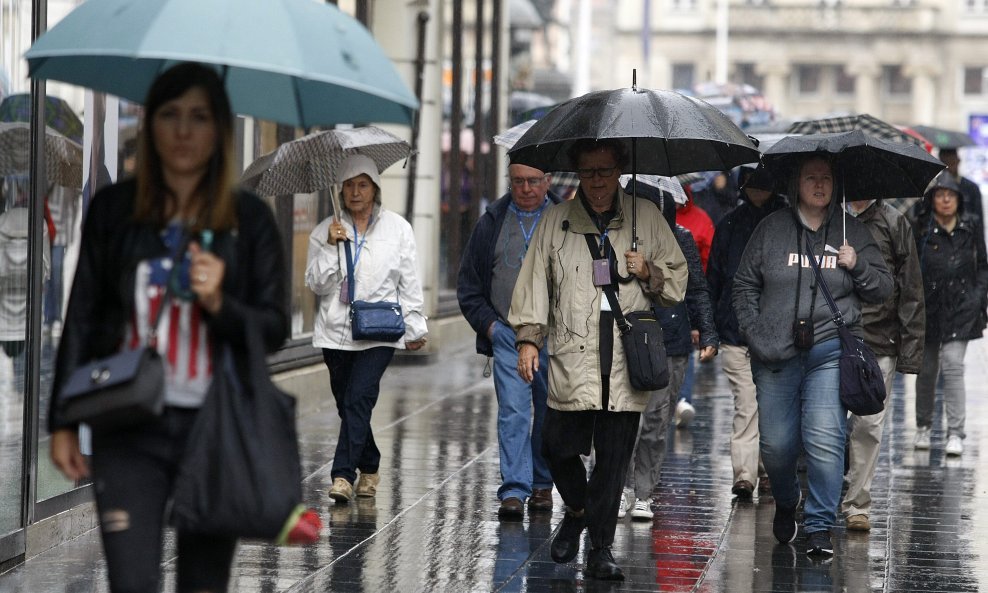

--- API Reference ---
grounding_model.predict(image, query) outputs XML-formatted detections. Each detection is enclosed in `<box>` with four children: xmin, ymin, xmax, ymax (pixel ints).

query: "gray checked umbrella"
<box><xmin>786</xmin><ymin>114</ymin><xmax>924</xmax><ymax>147</ymax></box>
<box><xmin>240</xmin><ymin>126</ymin><xmax>411</xmax><ymax>196</ymax></box>
<box><xmin>0</xmin><ymin>121</ymin><xmax>83</xmax><ymax>187</ymax></box>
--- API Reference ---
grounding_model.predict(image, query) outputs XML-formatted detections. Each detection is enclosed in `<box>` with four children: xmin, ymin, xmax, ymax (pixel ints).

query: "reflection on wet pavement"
<box><xmin>3</xmin><ymin>337</ymin><xmax>988</xmax><ymax>592</ymax></box>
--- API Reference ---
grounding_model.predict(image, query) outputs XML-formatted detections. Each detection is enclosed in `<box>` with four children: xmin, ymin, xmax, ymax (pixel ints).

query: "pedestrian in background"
<box><xmin>707</xmin><ymin>165</ymin><xmax>786</xmax><ymax>500</ymax></box>
<box><xmin>619</xmin><ymin>178</ymin><xmax>717</xmax><ymax>522</ymax></box>
<box><xmin>841</xmin><ymin>197</ymin><xmax>924</xmax><ymax>531</ymax></box>
<box><xmin>458</xmin><ymin>162</ymin><xmax>560</xmax><ymax>519</ymax></box>
<box><xmin>306</xmin><ymin>154</ymin><xmax>428</xmax><ymax>504</ymax></box>
<box><xmin>510</xmin><ymin>139</ymin><xmax>687</xmax><ymax>580</ymax></box>
<box><xmin>913</xmin><ymin>173</ymin><xmax>988</xmax><ymax>456</ymax></box>
<box><xmin>733</xmin><ymin>154</ymin><xmax>891</xmax><ymax>557</ymax></box>
<box><xmin>49</xmin><ymin>62</ymin><xmax>290</xmax><ymax>592</ymax></box>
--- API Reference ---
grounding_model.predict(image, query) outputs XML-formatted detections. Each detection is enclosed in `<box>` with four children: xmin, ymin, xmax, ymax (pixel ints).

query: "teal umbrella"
<box><xmin>24</xmin><ymin>0</ymin><xmax>418</xmax><ymax>128</ymax></box>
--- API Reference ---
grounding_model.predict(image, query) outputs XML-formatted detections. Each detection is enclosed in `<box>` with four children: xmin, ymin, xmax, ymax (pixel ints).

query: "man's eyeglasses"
<box><xmin>577</xmin><ymin>167</ymin><xmax>617</xmax><ymax>179</ymax></box>
<box><xmin>509</xmin><ymin>175</ymin><xmax>548</xmax><ymax>187</ymax></box>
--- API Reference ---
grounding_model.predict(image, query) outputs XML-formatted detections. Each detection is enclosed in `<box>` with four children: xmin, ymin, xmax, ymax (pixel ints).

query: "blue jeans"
<box><xmin>753</xmin><ymin>338</ymin><xmax>843</xmax><ymax>534</ymax></box>
<box><xmin>492</xmin><ymin>320</ymin><xmax>552</xmax><ymax>500</ymax></box>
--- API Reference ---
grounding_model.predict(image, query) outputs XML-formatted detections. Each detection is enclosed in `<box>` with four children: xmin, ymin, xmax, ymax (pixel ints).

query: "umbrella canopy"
<box><xmin>507</xmin><ymin>87</ymin><xmax>759</xmax><ymax>175</ymax></box>
<box><xmin>0</xmin><ymin>94</ymin><xmax>84</xmax><ymax>143</ymax></box>
<box><xmin>0</xmin><ymin>122</ymin><xmax>83</xmax><ymax>188</ymax></box>
<box><xmin>786</xmin><ymin>114</ymin><xmax>924</xmax><ymax>148</ymax></box>
<box><xmin>24</xmin><ymin>0</ymin><xmax>418</xmax><ymax>128</ymax></box>
<box><xmin>493</xmin><ymin>119</ymin><xmax>536</xmax><ymax>150</ymax></box>
<box><xmin>620</xmin><ymin>174</ymin><xmax>687</xmax><ymax>205</ymax></box>
<box><xmin>762</xmin><ymin>130</ymin><xmax>944</xmax><ymax>202</ymax></box>
<box><xmin>911</xmin><ymin>125</ymin><xmax>976</xmax><ymax>150</ymax></box>
<box><xmin>240</xmin><ymin>126</ymin><xmax>410</xmax><ymax>197</ymax></box>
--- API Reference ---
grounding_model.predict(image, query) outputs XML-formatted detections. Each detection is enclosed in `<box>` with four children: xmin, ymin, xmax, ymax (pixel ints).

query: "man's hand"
<box><xmin>517</xmin><ymin>343</ymin><xmax>539</xmax><ymax>383</ymax></box>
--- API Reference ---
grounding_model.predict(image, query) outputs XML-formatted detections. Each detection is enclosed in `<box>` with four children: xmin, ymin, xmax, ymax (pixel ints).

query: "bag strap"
<box><xmin>802</xmin><ymin>233</ymin><xmax>845</xmax><ymax>328</ymax></box>
<box><xmin>343</xmin><ymin>239</ymin><xmax>401</xmax><ymax>306</ymax></box>
<box><xmin>583</xmin><ymin>234</ymin><xmax>631</xmax><ymax>335</ymax></box>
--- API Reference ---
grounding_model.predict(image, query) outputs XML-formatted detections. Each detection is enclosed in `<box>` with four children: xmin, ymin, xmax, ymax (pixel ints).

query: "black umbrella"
<box><xmin>508</xmin><ymin>84</ymin><xmax>759</xmax><ymax>253</ymax></box>
<box><xmin>911</xmin><ymin>125</ymin><xmax>976</xmax><ymax>150</ymax></box>
<box><xmin>762</xmin><ymin>129</ymin><xmax>944</xmax><ymax>241</ymax></box>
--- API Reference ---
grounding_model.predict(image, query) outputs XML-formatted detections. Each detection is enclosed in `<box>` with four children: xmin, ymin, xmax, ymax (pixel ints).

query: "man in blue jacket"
<box><xmin>457</xmin><ymin>163</ymin><xmax>560</xmax><ymax>519</ymax></box>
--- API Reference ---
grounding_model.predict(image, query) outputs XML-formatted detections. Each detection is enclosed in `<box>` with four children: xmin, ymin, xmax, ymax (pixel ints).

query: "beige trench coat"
<box><xmin>508</xmin><ymin>192</ymin><xmax>688</xmax><ymax>413</ymax></box>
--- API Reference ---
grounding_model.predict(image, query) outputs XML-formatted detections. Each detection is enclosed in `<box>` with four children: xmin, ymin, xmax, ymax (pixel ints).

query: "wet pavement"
<box><xmin>3</xmin><ymin>332</ymin><xmax>988</xmax><ymax>592</ymax></box>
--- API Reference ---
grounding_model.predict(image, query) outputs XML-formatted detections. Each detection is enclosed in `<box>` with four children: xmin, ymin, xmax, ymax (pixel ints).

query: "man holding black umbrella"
<box><xmin>509</xmin><ymin>139</ymin><xmax>688</xmax><ymax>580</ymax></box>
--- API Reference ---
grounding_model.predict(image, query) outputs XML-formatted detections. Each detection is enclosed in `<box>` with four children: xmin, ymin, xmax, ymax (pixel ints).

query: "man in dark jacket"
<box><xmin>457</xmin><ymin>164</ymin><xmax>560</xmax><ymax>519</ymax></box>
<box><xmin>706</xmin><ymin>166</ymin><xmax>786</xmax><ymax>500</ymax></box>
<box><xmin>620</xmin><ymin>179</ymin><xmax>718</xmax><ymax>520</ymax></box>
<box><xmin>841</xmin><ymin>198</ymin><xmax>924</xmax><ymax>532</ymax></box>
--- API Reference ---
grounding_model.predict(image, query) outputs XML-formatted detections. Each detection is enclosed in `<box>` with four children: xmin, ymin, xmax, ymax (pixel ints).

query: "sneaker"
<box><xmin>805</xmin><ymin>530</ymin><xmax>834</xmax><ymax>556</ymax></box>
<box><xmin>355</xmin><ymin>472</ymin><xmax>380</xmax><ymax>497</ymax></box>
<box><xmin>675</xmin><ymin>399</ymin><xmax>695</xmax><ymax>428</ymax></box>
<box><xmin>946</xmin><ymin>434</ymin><xmax>964</xmax><ymax>456</ymax></box>
<box><xmin>914</xmin><ymin>426</ymin><xmax>931</xmax><ymax>450</ymax></box>
<box><xmin>846</xmin><ymin>514</ymin><xmax>871</xmax><ymax>532</ymax></box>
<box><xmin>631</xmin><ymin>498</ymin><xmax>654</xmax><ymax>521</ymax></box>
<box><xmin>732</xmin><ymin>479</ymin><xmax>754</xmax><ymax>501</ymax></box>
<box><xmin>617</xmin><ymin>495</ymin><xmax>627</xmax><ymax>519</ymax></box>
<box><xmin>328</xmin><ymin>477</ymin><xmax>354</xmax><ymax>504</ymax></box>
<box><xmin>772</xmin><ymin>491</ymin><xmax>801</xmax><ymax>544</ymax></box>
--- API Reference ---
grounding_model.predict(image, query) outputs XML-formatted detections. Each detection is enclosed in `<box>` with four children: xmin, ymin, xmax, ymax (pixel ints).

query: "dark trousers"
<box><xmin>542</xmin><ymin>407</ymin><xmax>640</xmax><ymax>549</ymax></box>
<box><xmin>91</xmin><ymin>408</ymin><xmax>237</xmax><ymax>593</ymax></box>
<box><xmin>323</xmin><ymin>347</ymin><xmax>395</xmax><ymax>483</ymax></box>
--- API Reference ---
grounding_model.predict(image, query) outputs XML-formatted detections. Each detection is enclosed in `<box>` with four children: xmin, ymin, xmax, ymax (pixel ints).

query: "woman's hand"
<box><xmin>406</xmin><ymin>338</ymin><xmax>427</xmax><ymax>351</ymax></box>
<box><xmin>517</xmin><ymin>343</ymin><xmax>539</xmax><ymax>383</ymax></box>
<box><xmin>51</xmin><ymin>429</ymin><xmax>88</xmax><ymax>481</ymax></box>
<box><xmin>624</xmin><ymin>250</ymin><xmax>650</xmax><ymax>280</ymax></box>
<box><xmin>327</xmin><ymin>220</ymin><xmax>347</xmax><ymax>245</ymax></box>
<box><xmin>698</xmin><ymin>345</ymin><xmax>718</xmax><ymax>362</ymax></box>
<box><xmin>189</xmin><ymin>242</ymin><xmax>225</xmax><ymax>314</ymax></box>
<box><xmin>837</xmin><ymin>244</ymin><xmax>857</xmax><ymax>271</ymax></box>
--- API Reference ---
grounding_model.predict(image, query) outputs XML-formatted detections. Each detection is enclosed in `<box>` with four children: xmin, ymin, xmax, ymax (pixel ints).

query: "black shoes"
<box><xmin>550</xmin><ymin>509</ymin><xmax>586</xmax><ymax>563</ymax></box>
<box><xmin>805</xmin><ymin>530</ymin><xmax>834</xmax><ymax>557</ymax></box>
<box><xmin>773</xmin><ymin>492</ymin><xmax>801</xmax><ymax>544</ymax></box>
<box><xmin>586</xmin><ymin>547</ymin><xmax>625</xmax><ymax>580</ymax></box>
<box><xmin>732</xmin><ymin>479</ymin><xmax>754</xmax><ymax>501</ymax></box>
<box><xmin>498</xmin><ymin>497</ymin><xmax>524</xmax><ymax>520</ymax></box>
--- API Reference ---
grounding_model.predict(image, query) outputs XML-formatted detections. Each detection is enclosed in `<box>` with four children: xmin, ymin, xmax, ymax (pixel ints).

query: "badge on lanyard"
<box><xmin>592</xmin><ymin>259</ymin><xmax>611</xmax><ymax>286</ymax></box>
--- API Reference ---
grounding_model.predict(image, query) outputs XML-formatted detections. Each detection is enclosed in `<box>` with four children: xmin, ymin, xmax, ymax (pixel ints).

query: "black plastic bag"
<box><xmin>171</xmin><ymin>325</ymin><xmax>302</xmax><ymax>539</ymax></box>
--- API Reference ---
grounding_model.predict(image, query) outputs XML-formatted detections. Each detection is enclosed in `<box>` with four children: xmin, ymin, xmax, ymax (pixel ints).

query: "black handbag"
<box><xmin>344</xmin><ymin>241</ymin><xmax>405</xmax><ymax>342</ymax></box>
<box><xmin>803</xmin><ymin>236</ymin><xmax>886</xmax><ymax>416</ymax></box>
<box><xmin>171</xmin><ymin>322</ymin><xmax>303</xmax><ymax>540</ymax></box>
<box><xmin>57</xmin><ymin>249</ymin><xmax>179</xmax><ymax>431</ymax></box>
<box><xmin>584</xmin><ymin>235</ymin><xmax>669</xmax><ymax>391</ymax></box>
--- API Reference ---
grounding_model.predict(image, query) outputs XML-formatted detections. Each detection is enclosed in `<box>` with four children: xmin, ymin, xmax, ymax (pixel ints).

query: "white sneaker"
<box><xmin>631</xmin><ymin>498</ymin><xmax>654</xmax><ymax>521</ymax></box>
<box><xmin>617</xmin><ymin>495</ymin><xmax>627</xmax><ymax>518</ymax></box>
<box><xmin>914</xmin><ymin>426</ymin><xmax>931</xmax><ymax>450</ymax></box>
<box><xmin>946</xmin><ymin>435</ymin><xmax>964</xmax><ymax>456</ymax></box>
<box><xmin>675</xmin><ymin>399</ymin><xmax>695</xmax><ymax>428</ymax></box>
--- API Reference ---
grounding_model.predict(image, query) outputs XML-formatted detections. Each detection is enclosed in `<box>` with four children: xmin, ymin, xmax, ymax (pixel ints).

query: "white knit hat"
<box><xmin>338</xmin><ymin>154</ymin><xmax>381</xmax><ymax>188</ymax></box>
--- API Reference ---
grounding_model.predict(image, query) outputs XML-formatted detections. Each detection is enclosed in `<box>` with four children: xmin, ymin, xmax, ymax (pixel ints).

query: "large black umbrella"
<box><xmin>508</xmin><ymin>85</ymin><xmax>759</xmax><ymax>254</ymax></box>
<box><xmin>762</xmin><ymin>130</ymin><xmax>944</xmax><ymax>241</ymax></box>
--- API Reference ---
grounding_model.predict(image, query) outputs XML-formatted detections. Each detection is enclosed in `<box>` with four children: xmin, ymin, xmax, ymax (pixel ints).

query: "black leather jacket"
<box><xmin>49</xmin><ymin>180</ymin><xmax>289</xmax><ymax>431</ymax></box>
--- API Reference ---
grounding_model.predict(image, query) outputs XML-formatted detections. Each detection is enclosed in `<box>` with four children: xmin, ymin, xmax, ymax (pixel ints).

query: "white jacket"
<box><xmin>306</xmin><ymin>206</ymin><xmax>427</xmax><ymax>350</ymax></box>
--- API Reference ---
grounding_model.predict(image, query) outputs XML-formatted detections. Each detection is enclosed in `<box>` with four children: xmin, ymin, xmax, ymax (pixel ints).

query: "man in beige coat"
<box><xmin>510</xmin><ymin>139</ymin><xmax>687</xmax><ymax>580</ymax></box>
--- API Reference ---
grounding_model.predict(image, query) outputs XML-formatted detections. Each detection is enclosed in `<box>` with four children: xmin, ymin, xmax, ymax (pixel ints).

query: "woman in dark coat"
<box><xmin>913</xmin><ymin>173</ymin><xmax>988</xmax><ymax>456</ymax></box>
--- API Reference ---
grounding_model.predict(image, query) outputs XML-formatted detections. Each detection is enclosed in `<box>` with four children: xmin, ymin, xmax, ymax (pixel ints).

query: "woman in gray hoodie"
<box><xmin>733</xmin><ymin>154</ymin><xmax>892</xmax><ymax>557</ymax></box>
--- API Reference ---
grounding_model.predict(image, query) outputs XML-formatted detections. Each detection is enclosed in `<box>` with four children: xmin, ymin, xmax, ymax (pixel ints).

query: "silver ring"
<box><xmin>629</xmin><ymin>263</ymin><xmax>635</xmax><ymax>268</ymax></box>
<box><xmin>198</xmin><ymin>273</ymin><xmax>207</xmax><ymax>282</ymax></box>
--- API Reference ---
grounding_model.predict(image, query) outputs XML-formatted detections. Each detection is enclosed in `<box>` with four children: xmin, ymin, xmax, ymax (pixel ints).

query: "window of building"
<box><xmin>965</xmin><ymin>0</ymin><xmax>988</xmax><ymax>12</ymax></box>
<box><xmin>883</xmin><ymin>64</ymin><xmax>911</xmax><ymax>97</ymax></box>
<box><xmin>835</xmin><ymin>65</ymin><xmax>855</xmax><ymax>95</ymax></box>
<box><xmin>735</xmin><ymin>63</ymin><xmax>765</xmax><ymax>91</ymax></box>
<box><xmin>672</xmin><ymin>63</ymin><xmax>696</xmax><ymax>91</ymax></box>
<box><xmin>796</xmin><ymin>64</ymin><xmax>822</xmax><ymax>95</ymax></box>
<box><xmin>670</xmin><ymin>0</ymin><xmax>698</xmax><ymax>11</ymax></box>
<box><xmin>964</xmin><ymin>66</ymin><xmax>988</xmax><ymax>95</ymax></box>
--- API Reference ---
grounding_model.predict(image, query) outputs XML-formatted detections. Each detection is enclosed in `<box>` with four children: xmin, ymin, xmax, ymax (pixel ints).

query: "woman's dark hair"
<box><xmin>135</xmin><ymin>62</ymin><xmax>237</xmax><ymax>231</ymax></box>
<box><xmin>566</xmin><ymin>138</ymin><xmax>630</xmax><ymax>170</ymax></box>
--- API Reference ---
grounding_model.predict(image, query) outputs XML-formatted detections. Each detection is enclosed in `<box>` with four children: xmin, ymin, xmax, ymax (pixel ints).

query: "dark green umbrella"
<box><xmin>0</xmin><ymin>94</ymin><xmax>83</xmax><ymax>143</ymax></box>
<box><xmin>911</xmin><ymin>125</ymin><xmax>976</xmax><ymax>150</ymax></box>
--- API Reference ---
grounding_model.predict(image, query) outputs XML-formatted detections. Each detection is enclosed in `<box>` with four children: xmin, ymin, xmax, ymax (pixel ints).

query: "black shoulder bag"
<box><xmin>584</xmin><ymin>234</ymin><xmax>669</xmax><ymax>391</ymax></box>
<box><xmin>802</xmin><ymin>235</ymin><xmax>886</xmax><ymax>416</ymax></box>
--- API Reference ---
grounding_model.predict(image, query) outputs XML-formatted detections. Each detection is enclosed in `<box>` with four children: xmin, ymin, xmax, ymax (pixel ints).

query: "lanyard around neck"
<box><xmin>509</xmin><ymin>198</ymin><xmax>548</xmax><ymax>249</ymax></box>
<box><xmin>350</xmin><ymin>216</ymin><xmax>372</xmax><ymax>269</ymax></box>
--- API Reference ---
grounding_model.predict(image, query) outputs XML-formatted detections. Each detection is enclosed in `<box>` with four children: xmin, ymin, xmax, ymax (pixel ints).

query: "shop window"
<box><xmin>735</xmin><ymin>63</ymin><xmax>765</xmax><ymax>91</ymax></box>
<box><xmin>964</xmin><ymin>66</ymin><xmax>988</xmax><ymax>96</ymax></box>
<box><xmin>883</xmin><ymin>64</ymin><xmax>912</xmax><ymax>98</ymax></box>
<box><xmin>796</xmin><ymin>64</ymin><xmax>822</xmax><ymax>96</ymax></box>
<box><xmin>835</xmin><ymin>65</ymin><xmax>856</xmax><ymax>95</ymax></box>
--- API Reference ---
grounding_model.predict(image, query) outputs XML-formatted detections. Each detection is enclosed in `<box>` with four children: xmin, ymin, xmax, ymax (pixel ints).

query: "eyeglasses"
<box><xmin>509</xmin><ymin>175</ymin><xmax>547</xmax><ymax>187</ymax></box>
<box><xmin>577</xmin><ymin>167</ymin><xmax>617</xmax><ymax>179</ymax></box>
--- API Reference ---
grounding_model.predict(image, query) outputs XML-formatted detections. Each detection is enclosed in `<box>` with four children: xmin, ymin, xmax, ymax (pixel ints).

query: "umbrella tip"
<box><xmin>632</xmin><ymin>69</ymin><xmax>637</xmax><ymax>91</ymax></box>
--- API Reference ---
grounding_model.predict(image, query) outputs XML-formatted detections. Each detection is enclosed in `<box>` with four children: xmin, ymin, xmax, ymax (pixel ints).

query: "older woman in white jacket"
<box><xmin>305</xmin><ymin>154</ymin><xmax>427</xmax><ymax>505</ymax></box>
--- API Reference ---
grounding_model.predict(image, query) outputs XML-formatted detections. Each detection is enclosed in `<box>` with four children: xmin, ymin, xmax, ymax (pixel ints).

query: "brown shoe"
<box><xmin>758</xmin><ymin>475</ymin><xmax>772</xmax><ymax>494</ymax></box>
<box><xmin>732</xmin><ymin>479</ymin><xmax>754</xmax><ymax>500</ymax></box>
<box><xmin>329</xmin><ymin>477</ymin><xmax>354</xmax><ymax>504</ymax></box>
<box><xmin>528</xmin><ymin>488</ymin><xmax>554</xmax><ymax>512</ymax></box>
<box><xmin>355</xmin><ymin>472</ymin><xmax>380</xmax><ymax>497</ymax></box>
<box><xmin>498</xmin><ymin>497</ymin><xmax>524</xmax><ymax>519</ymax></box>
<box><xmin>846</xmin><ymin>514</ymin><xmax>871</xmax><ymax>532</ymax></box>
